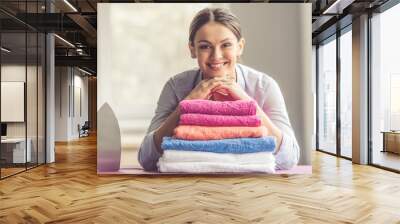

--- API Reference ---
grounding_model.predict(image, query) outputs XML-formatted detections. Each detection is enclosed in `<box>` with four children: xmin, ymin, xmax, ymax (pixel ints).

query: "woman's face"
<box><xmin>189</xmin><ymin>22</ymin><xmax>245</xmax><ymax>79</ymax></box>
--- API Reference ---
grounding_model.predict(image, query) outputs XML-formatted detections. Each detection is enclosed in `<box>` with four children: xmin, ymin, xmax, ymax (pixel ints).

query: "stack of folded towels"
<box><xmin>157</xmin><ymin>99</ymin><xmax>277</xmax><ymax>173</ymax></box>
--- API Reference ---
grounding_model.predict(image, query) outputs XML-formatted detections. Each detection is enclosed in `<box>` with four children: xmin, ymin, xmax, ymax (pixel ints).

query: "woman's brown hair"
<box><xmin>189</xmin><ymin>8</ymin><xmax>242</xmax><ymax>45</ymax></box>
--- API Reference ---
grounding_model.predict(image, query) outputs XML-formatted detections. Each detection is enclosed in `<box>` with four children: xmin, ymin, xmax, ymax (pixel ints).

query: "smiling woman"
<box><xmin>188</xmin><ymin>8</ymin><xmax>244</xmax><ymax>79</ymax></box>
<box><xmin>138</xmin><ymin>7</ymin><xmax>300</xmax><ymax>172</ymax></box>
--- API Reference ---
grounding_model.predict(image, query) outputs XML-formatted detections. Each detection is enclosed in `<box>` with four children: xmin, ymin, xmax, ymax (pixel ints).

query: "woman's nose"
<box><xmin>211</xmin><ymin>47</ymin><xmax>223</xmax><ymax>59</ymax></box>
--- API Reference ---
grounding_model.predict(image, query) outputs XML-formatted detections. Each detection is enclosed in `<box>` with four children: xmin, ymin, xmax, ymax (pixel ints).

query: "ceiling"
<box><xmin>0</xmin><ymin>0</ymin><xmax>392</xmax><ymax>75</ymax></box>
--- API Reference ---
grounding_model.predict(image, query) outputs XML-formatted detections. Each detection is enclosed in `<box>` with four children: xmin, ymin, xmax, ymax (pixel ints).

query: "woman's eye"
<box><xmin>222</xmin><ymin>43</ymin><xmax>232</xmax><ymax>48</ymax></box>
<box><xmin>199</xmin><ymin>45</ymin><xmax>210</xmax><ymax>50</ymax></box>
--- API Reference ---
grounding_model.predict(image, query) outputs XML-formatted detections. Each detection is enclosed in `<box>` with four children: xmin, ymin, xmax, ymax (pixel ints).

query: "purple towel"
<box><xmin>179</xmin><ymin>99</ymin><xmax>257</xmax><ymax>116</ymax></box>
<box><xmin>179</xmin><ymin>114</ymin><xmax>261</xmax><ymax>127</ymax></box>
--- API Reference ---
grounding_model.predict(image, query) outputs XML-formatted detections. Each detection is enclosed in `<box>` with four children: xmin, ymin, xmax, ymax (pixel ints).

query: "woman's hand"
<box><xmin>211</xmin><ymin>77</ymin><xmax>252</xmax><ymax>101</ymax></box>
<box><xmin>184</xmin><ymin>77</ymin><xmax>227</xmax><ymax>100</ymax></box>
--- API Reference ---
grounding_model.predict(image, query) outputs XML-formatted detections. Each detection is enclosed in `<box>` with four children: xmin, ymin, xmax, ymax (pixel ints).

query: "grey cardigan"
<box><xmin>138</xmin><ymin>64</ymin><xmax>300</xmax><ymax>171</ymax></box>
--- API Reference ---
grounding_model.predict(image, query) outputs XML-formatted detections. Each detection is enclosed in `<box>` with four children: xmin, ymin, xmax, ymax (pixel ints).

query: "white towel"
<box><xmin>157</xmin><ymin>150</ymin><xmax>276</xmax><ymax>173</ymax></box>
<box><xmin>157</xmin><ymin>161</ymin><xmax>276</xmax><ymax>173</ymax></box>
<box><xmin>161</xmin><ymin>150</ymin><xmax>275</xmax><ymax>164</ymax></box>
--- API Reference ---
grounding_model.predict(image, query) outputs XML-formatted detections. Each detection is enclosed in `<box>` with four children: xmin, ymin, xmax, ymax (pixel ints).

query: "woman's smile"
<box><xmin>207</xmin><ymin>61</ymin><xmax>229</xmax><ymax>70</ymax></box>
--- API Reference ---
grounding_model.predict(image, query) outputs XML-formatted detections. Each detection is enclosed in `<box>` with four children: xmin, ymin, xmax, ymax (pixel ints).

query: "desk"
<box><xmin>1</xmin><ymin>138</ymin><xmax>31</xmax><ymax>163</ymax></box>
<box><xmin>381</xmin><ymin>131</ymin><xmax>400</xmax><ymax>154</ymax></box>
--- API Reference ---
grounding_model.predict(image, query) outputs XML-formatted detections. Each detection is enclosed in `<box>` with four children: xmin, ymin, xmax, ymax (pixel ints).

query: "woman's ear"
<box><xmin>188</xmin><ymin>42</ymin><xmax>196</xmax><ymax>58</ymax></box>
<box><xmin>237</xmin><ymin>38</ymin><xmax>245</xmax><ymax>56</ymax></box>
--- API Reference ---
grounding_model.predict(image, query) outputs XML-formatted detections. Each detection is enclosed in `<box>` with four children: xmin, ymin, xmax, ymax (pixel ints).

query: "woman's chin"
<box><xmin>203</xmin><ymin>71</ymin><xmax>226</xmax><ymax>79</ymax></box>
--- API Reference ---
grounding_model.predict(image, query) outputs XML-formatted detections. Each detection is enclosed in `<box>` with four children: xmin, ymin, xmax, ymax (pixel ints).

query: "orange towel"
<box><xmin>173</xmin><ymin>125</ymin><xmax>269</xmax><ymax>140</ymax></box>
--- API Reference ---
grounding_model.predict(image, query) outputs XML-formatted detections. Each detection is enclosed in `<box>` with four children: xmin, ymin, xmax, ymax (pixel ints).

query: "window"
<box><xmin>371</xmin><ymin>2</ymin><xmax>400</xmax><ymax>171</ymax></box>
<box><xmin>340</xmin><ymin>28</ymin><xmax>352</xmax><ymax>158</ymax></box>
<box><xmin>0</xmin><ymin>1</ymin><xmax>47</xmax><ymax>179</ymax></box>
<box><xmin>317</xmin><ymin>36</ymin><xmax>337</xmax><ymax>154</ymax></box>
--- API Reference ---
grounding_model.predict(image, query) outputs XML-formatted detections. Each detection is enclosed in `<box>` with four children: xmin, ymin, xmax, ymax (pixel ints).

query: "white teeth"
<box><xmin>210</xmin><ymin>64</ymin><xmax>222</xmax><ymax>68</ymax></box>
<box><xmin>208</xmin><ymin>63</ymin><xmax>226</xmax><ymax>69</ymax></box>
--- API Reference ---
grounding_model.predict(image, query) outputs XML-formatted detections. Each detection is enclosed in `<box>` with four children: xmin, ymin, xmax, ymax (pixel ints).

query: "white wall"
<box><xmin>72</xmin><ymin>73</ymin><xmax>89</xmax><ymax>138</ymax></box>
<box><xmin>55</xmin><ymin>66</ymin><xmax>68</xmax><ymax>141</ymax></box>
<box><xmin>55</xmin><ymin>67</ymin><xmax>89</xmax><ymax>141</ymax></box>
<box><xmin>230</xmin><ymin>4</ymin><xmax>313</xmax><ymax>165</ymax></box>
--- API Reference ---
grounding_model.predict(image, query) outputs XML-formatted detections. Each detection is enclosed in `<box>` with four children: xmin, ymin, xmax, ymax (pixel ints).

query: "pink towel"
<box><xmin>179</xmin><ymin>114</ymin><xmax>261</xmax><ymax>127</ymax></box>
<box><xmin>174</xmin><ymin>125</ymin><xmax>269</xmax><ymax>140</ymax></box>
<box><xmin>179</xmin><ymin>99</ymin><xmax>257</xmax><ymax>116</ymax></box>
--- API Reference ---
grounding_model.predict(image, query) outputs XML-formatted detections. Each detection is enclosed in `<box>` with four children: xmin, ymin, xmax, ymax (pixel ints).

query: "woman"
<box><xmin>138</xmin><ymin>7</ymin><xmax>299</xmax><ymax>171</ymax></box>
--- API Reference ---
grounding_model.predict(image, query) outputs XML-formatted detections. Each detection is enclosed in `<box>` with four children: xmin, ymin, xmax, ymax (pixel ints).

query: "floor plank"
<box><xmin>0</xmin><ymin>135</ymin><xmax>400</xmax><ymax>223</ymax></box>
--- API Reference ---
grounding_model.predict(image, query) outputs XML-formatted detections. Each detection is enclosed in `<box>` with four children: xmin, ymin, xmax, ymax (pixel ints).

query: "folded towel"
<box><xmin>179</xmin><ymin>99</ymin><xmax>257</xmax><ymax>116</ymax></box>
<box><xmin>174</xmin><ymin>125</ymin><xmax>269</xmax><ymax>140</ymax></box>
<box><xmin>179</xmin><ymin>114</ymin><xmax>261</xmax><ymax>127</ymax></box>
<box><xmin>157</xmin><ymin>161</ymin><xmax>276</xmax><ymax>173</ymax></box>
<box><xmin>160</xmin><ymin>150</ymin><xmax>275</xmax><ymax>164</ymax></box>
<box><xmin>161</xmin><ymin>136</ymin><xmax>276</xmax><ymax>153</ymax></box>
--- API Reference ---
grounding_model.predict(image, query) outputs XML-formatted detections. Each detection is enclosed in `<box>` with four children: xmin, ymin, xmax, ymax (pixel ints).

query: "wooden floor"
<box><xmin>1</xmin><ymin>135</ymin><xmax>400</xmax><ymax>223</ymax></box>
<box><xmin>0</xmin><ymin>167</ymin><xmax>26</xmax><ymax>178</ymax></box>
<box><xmin>1</xmin><ymin>163</ymin><xmax>45</xmax><ymax>178</ymax></box>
